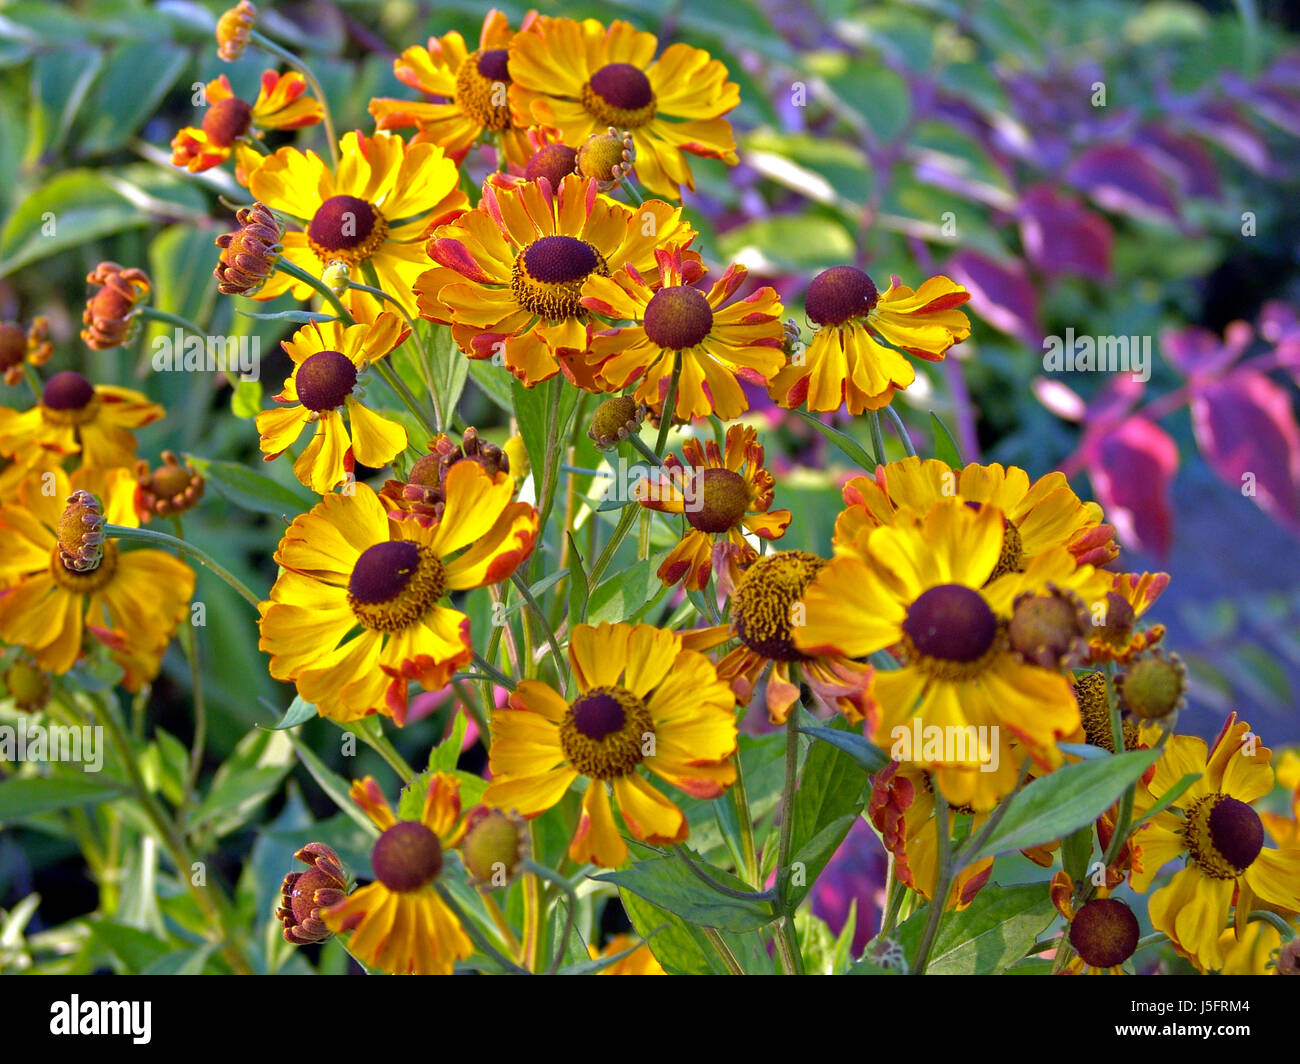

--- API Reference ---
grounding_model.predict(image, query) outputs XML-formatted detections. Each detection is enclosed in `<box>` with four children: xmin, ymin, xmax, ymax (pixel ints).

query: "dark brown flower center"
<box><xmin>524</xmin><ymin>235</ymin><xmax>598</xmax><ymax>283</ymax></box>
<box><xmin>202</xmin><ymin>96</ymin><xmax>253</xmax><ymax>147</ymax></box>
<box><xmin>1069</xmin><ymin>897</ymin><xmax>1139</xmax><ymax>969</ymax></box>
<box><xmin>686</xmin><ymin>467</ymin><xmax>749</xmax><ymax>534</ymax></box>
<box><xmin>1095</xmin><ymin>591</ymin><xmax>1136</xmax><ymax>646</ymax></box>
<box><xmin>371</xmin><ymin>821</ymin><xmax>443</xmax><ymax>893</ymax></box>
<box><xmin>805</xmin><ymin>266</ymin><xmax>878</xmax><ymax>326</ymax></box>
<box><xmin>347</xmin><ymin>540</ymin><xmax>446</xmax><ymax>632</ymax></box>
<box><xmin>582</xmin><ymin>63</ymin><xmax>656</xmax><ymax>127</ymax></box>
<box><xmin>902</xmin><ymin>584</ymin><xmax>997</xmax><ymax>664</ymax></box>
<box><xmin>1184</xmin><ymin>793</ymin><xmax>1265</xmax><ymax>878</ymax></box>
<box><xmin>524</xmin><ymin>144</ymin><xmax>578</xmax><ymax>187</ymax></box>
<box><xmin>476</xmin><ymin>48</ymin><xmax>511</xmax><ymax>82</ymax></box>
<box><xmin>350</xmin><ymin>541</ymin><xmax>420</xmax><ymax>604</ymax></box>
<box><xmin>307</xmin><ymin>195</ymin><xmax>387</xmax><ymax>267</ymax></box>
<box><xmin>456</xmin><ymin>48</ymin><xmax>514</xmax><ymax>131</ymax></box>
<box><xmin>560</xmin><ymin>685</ymin><xmax>655</xmax><ymax>779</ymax></box>
<box><xmin>732</xmin><ymin>550</ymin><xmax>826</xmax><ymax>662</ymax></box>
<box><xmin>643</xmin><ymin>286</ymin><xmax>714</xmax><ymax>350</ymax></box>
<box><xmin>512</xmin><ymin>236</ymin><xmax>608</xmax><ymax>320</ymax></box>
<box><xmin>295</xmin><ymin>349</ymin><xmax>357</xmax><ymax>411</ymax></box>
<box><xmin>42</xmin><ymin>371</ymin><xmax>96</xmax><ymax>411</ymax></box>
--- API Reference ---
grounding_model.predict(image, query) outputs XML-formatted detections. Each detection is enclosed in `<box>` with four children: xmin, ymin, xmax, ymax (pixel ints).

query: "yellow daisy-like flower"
<box><xmin>483</xmin><ymin>621</ymin><xmax>737</xmax><ymax>868</ymax></box>
<box><xmin>835</xmin><ymin>456</ymin><xmax>1119</xmax><ymax>573</ymax></box>
<box><xmin>1049</xmin><ymin>871</ymin><xmax>1141</xmax><ymax>974</ymax></box>
<box><xmin>255</xmin><ymin>313</ymin><xmax>409</xmax><ymax>494</ymax></box>
<box><xmin>1215</xmin><ymin>919</ymin><xmax>1294</xmax><ymax>974</ymax></box>
<box><xmin>581</xmin><ymin>248</ymin><xmax>787</xmax><ymax>421</ymax></box>
<box><xmin>769</xmin><ymin>267</ymin><xmax>971</xmax><ymax>415</ymax></box>
<box><xmin>795</xmin><ymin>499</ymin><xmax>1111</xmax><ymax>810</ymax></box>
<box><xmin>1130</xmin><ymin>714</ymin><xmax>1300</xmax><ymax>972</ymax></box>
<box><xmin>635</xmin><ymin>423</ymin><xmax>790</xmax><ymax>591</ymax></box>
<box><xmin>1087</xmin><ymin>570</ymin><xmax>1171</xmax><ymax>665</ymax></box>
<box><xmin>246</xmin><ymin>130</ymin><xmax>469</xmax><ymax>320</ymax></box>
<box><xmin>321</xmin><ymin>774</ymin><xmax>473</xmax><ymax>975</ymax></box>
<box><xmin>258</xmin><ymin>470</ymin><xmax>536</xmax><ymax>725</ymax></box>
<box><xmin>416</xmin><ymin>173</ymin><xmax>698</xmax><ymax>388</ymax></box>
<box><xmin>171</xmin><ymin>71</ymin><xmax>322</xmax><ymax>173</ymax></box>
<box><xmin>369</xmin><ymin>9</ymin><xmax>539</xmax><ymax>167</ymax></box>
<box><xmin>0</xmin><ymin>469</ymin><xmax>193</xmax><ymax>690</ymax></box>
<box><xmin>868</xmin><ymin>761</ymin><xmax>993</xmax><ymax>910</ymax></box>
<box><xmin>590</xmin><ymin>933</ymin><xmax>666</xmax><ymax>974</ymax></box>
<box><xmin>0</xmin><ymin>371</ymin><xmax>162</xmax><ymax>469</ymax></box>
<box><xmin>507</xmin><ymin>16</ymin><xmax>739</xmax><ymax>199</ymax></box>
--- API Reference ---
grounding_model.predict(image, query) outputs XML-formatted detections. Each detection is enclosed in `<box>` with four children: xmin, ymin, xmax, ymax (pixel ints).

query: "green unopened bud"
<box><xmin>4</xmin><ymin>661</ymin><xmax>50</xmax><ymax>714</ymax></box>
<box><xmin>1116</xmin><ymin>650</ymin><xmax>1186</xmax><ymax>721</ymax></box>
<box><xmin>459</xmin><ymin>806</ymin><xmax>529</xmax><ymax>889</ymax></box>
<box><xmin>588</xmin><ymin>395</ymin><xmax>646</xmax><ymax>451</ymax></box>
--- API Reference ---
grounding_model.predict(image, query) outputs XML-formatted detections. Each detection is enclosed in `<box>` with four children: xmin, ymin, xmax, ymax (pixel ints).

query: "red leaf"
<box><xmin>1085</xmin><ymin>416</ymin><xmax>1179</xmax><ymax>558</ymax></box>
<box><xmin>946</xmin><ymin>249</ymin><xmax>1040</xmax><ymax>348</ymax></box>
<box><xmin>1066</xmin><ymin>144</ymin><xmax>1179</xmax><ymax>222</ymax></box>
<box><xmin>1018</xmin><ymin>184</ymin><xmax>1113</xmax><ymax>281</ymax></box>
<box><xmin>1190</xmin><ymin>369</ymin><xmax>1300</xmax><ymax>535</ymax></box>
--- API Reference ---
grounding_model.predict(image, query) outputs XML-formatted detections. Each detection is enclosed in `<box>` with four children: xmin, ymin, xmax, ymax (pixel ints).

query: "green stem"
<box><xmin>138</xmin><ymin>305</ymin><xmax>206</xmax><ymax>336</ymax></box>
<box><xmin>774</xmin><ymin>705</ymin><xmax>805</xmax><ymax>975</ymax></box>
<box><xmin>347</xmin><ymin>280</ymin><xmax>444</xmax><ymax>432</ymax></box>
<box><xmin>654</xmin><ymin>354</ymin><xmax>681</xmax><ymax>456</ymax></box>
<box><xmin>530</xmin><ymin>376</ymin><xmax>566</xmax><ymax>583</ymax></box>
<box><xmin>868</xmin><ymin>411</ymin><xmax>887</xmax><ymax>466</ymax></box>
<box><xmin>103</xmin><ymin>524</ymin><xmax>261</xmax><ymax>608</ymax></box>
<box><xmin>626</xmin><ymin>432</ymin><xmax>664</xmax><ymax>467</ymax></box>
<box><xmin>731</xmin><ymin>759</ymin><xmax>759</xmax><ymax>889</ymax></box>
<box><xmin>433</xmin><ymin>883</ymin><xmax>529</xmax><ymax>974</ymax></box>
<box><xmin>1247</xmin><ymin>910</ymin><xmax>1296</xmax><ymax>940</ymax></box>
<box><xmin>622</xmin><ymin>173</ymin><xmax>646</xmax><ymax>207</ymax></box>
<box><xmin>703</xmin><ymin>927</ymin><xmax>744</xmax><ymax>975</ymax></box>
<box><xmin>674</xmin><ymin>845</ymin><xmax>777</xmax><ymax>902</ymax></box>
<box><xmin>511</xmin><ymin>572</ymin><xmax>566</xmax><ymax>692</ymax></box>
<box><xmin>587</xmin><ymin>502</ymin><xmax>640</xmax><ymax>588</ymax></box>
<box><xmin>882</xmin><ymin>404</ymin><xmax>917</xmax><ymax>457</ymax></box>
<box><xmin>373</xmin><ymin>358</ymin><xmax>439</xmax><ymax>441</ymax></box>
<box><xmin>356</xmin><ymin>720</ymin><xmax>415</xmax><ymax>783</ymax></box>
<box><xmin>471</xmin><ymin>651</ymin><xmax>515</xmax><ymax>691</ymax></box>
<box><xmin>170</xmin><ymin>515</ymin><xmax>206</xmax><ymax>829</ymax></box>
<box><xmin>522</xmin><ymin>860</ymin><xmax>580</xmax><ymax>974</ymax></box>
<box><xmin>274</xmin><ymin>258</ymin><xmax>355</xmax><ymax>324</ymax></box>
<box><xmin>251</xmin><ymin>32</ymin><xmax>339</xmax><ymax>168</ymax></box>
<box><xmin>790</xmin><ymin>408</ymin><xmax>876</xmax><ymax>469</ymax></box>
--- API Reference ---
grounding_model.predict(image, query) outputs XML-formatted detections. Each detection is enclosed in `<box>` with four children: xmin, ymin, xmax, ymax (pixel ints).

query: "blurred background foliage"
<box><xmin>2</xmin><ymin>0</ymin><xmax>1299</xmax><ymax>971</ymax></box>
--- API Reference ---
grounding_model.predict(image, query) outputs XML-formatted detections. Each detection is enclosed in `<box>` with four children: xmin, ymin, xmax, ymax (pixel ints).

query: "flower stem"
<box><xmin>138</xmin><ymin>305</ymin><xmax>207</xmax><ymax>336</ymax></box>
<box><xmin>372</xmin><ymin>358</ymin><xmax>439</xmax><ymax>441</ymax></box>
<box><xmin>654</xmin><ymin>354</ymin><xmax>681</xmax><ymax>456</ymax></box>
<box><xmin>103</xmin><ymin>524</ymin><xmax>261</xmax><ymax>608</ymax></box>
<box><xmin>251</xmin><ymin>32</ymin><xmax>339</xmax><ymax>168</ymax></box>
<box><xmin>356</xmin><ymin>719</ymin><xmax>415</xmax><ymax>783</ymax></box>
<box><xmin>882</xmin><ymin>403</ymin><xmax>917</xmax><ymax>457</ymax></box>
<box><xmin>731</xmin><ymin>759</ymin><xmax>760</xmax><ymax>889</ymax></box>
<box><xmin>347</xmin><ymin>280</ymin><xmax>445</xmax><ymax>431</ymax></box>
<box><xmin>274</xmin><ymin>258</ymin><xmax>355</xmax><ymax>324</ymax></box>
<box><xmin>703</xmin><ymin>927</ymin><xmax>744</xmax><ymax>974</ymax></box>
<box><xmin>774</xmin><ymin>705</ymin><xmax>805</xmax><ymax>975</ymax></box>
<box><xmin>169</xmin><ymin>515</ymin><xmax>206</xmax><ymax>829</ymax></box>
<box><xmin>511</xmin><ymin>572</ymin><xmax>567</xmax><ymax>692</ymax></box>
<box><xmin>868</xmin><ymin>410</ymin><xmax>887</xmax><ymax>466</ymax></box>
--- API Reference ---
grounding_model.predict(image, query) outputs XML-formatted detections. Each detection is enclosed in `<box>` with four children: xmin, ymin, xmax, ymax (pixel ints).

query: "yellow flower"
<box><xmin>868</xmin><ymin>761</ymin><xmax>993</xmax><ymax>910</ymax></box>
<box><xmin>483</xmin><ymin>621</ymin><xmax>737</xmax><ymax>868</ymax></box>
<box><xmin>770</xmin><ymin>267</ymin><xmax>971</xmax><ymax>415</ymax></box>
<box><xmin>581</xmin><ymin>248</ymin><xmax>786</xmax><ymax>421</ymax></box>
<box><xmin>835</xmin><ymin>456</ymin><xmax>1119</xmax><ymax>572</ymax></box>
<box><xmin>590</xmin><ymin>933</ymin><xmax>666</xmax><ymax>974</ymax></box>
<box><xmin>635</xmin><ymin>423</ymin><xmax>790</xmax><ymax>591</ymax></box>
<box><xmin>0</xmin><ymin>371</ymin><xmax>163</xmax><ymax>469</ymax></box>
<box><xmin>1215</xmin><ymin>919</ymin><xmax>1293</xmax><ymax>975</ymax></box>
<box><xmin>246</xmin><ymin>130</ymin><xmax>469</xmax><ymax>320</ymax></box>
<box><xmin>1049</xmin><ymin>871</ymin><xmax>1141</xmax><ymax>974</ymax></box>
<box><xmin>0</xmin><ymin>469</ymin><xmax>193</xmax><ymax>690</ymax></box>
<box><xmin>255</xmin><ymin>313</ymin><xmax>409</xmax><ymax>494</ymax></box>
<box><xmin>1130</xmin><ymin>714</ymin><xmax>1300</xmax><ymax>971</ymax></box>
<box><xmin>1087</xmin><ymin>570</ymin><xmax>1171</xmax><ymax>664</ymax></box>
<box><xmin>507</xmin><ymin>16</ymin><xmax>740</xmax><ymax>199</ymax></box>
<box><xmin>416</xmin><ymin>173</ymin><xmax>697</xmax><ymax>388</ymax></box>
<box><xmin>171</xmin><ymin>71</ymin><xmax>322</xmax><ymax>172</ymax></box>
<box><xmin>369</xmin><ymin>9</ymin><xmax>539</xmax><ymax>167</ymax></box>
<box><xmin>322</xmin><ymin>775</ymin><xmax>473</xmax><ymax>975</ymax></box>
<box><xmin>258</xmin><ymin>471</ymin><xmax>536</xmax><ymax>724</ymax></box>
<box><xmin>795</xmin><ymin>499</ymin><xmax>1110</xmax><ymax>810</ymax></box>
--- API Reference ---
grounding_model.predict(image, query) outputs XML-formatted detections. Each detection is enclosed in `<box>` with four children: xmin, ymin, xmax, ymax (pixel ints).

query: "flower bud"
<box><xmin>588</xmin><ymin>395</ymin><xmax>647</xmax><ymax>450</ymax></box>
<box><xmin>135</xmin><ymin>451</ymin><xmax>205</xmax><ymax>518</ymax></box>
<box><xmin>575</xmin><ymin>127</ymin><xmax>635</xmax><ymax>191</ymax></box>
<box><xmin>214</xmin><ymin>203</ymin><xmax>283</xmax><ymax>296</ymax></box>
<box><xmin>1116</xmin><ymin>650</ymin><xmax>1186</xmax><ymax>721</ymax></box>
<box><xmin>81</xmin><ymin>263</ymin><xmax>151</xmax><ymax>350</ymax></box>
<box><xmin>4</xmin><ymin>661</ymin><xmax>51</xmax><ymax>714</ymax></box>
<box><xmin>459</xmin><ymin>806</ymin><xmax>529</xmax><ymax>889</ymax></box>
<box><xmin>216</xmin><ymin>1</ymin><xmax>257</xmax><ymax>62</ymax></box>
<box><xmin>276</xmin><ymin>842</ymin><xmax>348</xmax><ymax>945</ymax></box>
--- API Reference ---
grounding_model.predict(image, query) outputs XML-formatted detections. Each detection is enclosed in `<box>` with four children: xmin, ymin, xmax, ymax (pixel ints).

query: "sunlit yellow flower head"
<box><xmin>769</xmin><ymin>267</ymin><xmax>971</xmax><ymax>415</ymax></box>
<box><xmin>635</xmin><ymin>423</ymin><xmax>790</xmax><ymax>591</ymax></box>
<box><xmin>581</xmin><ymin>247</ymin><xmax>786</xmax><ymax>421</ymax></box>
<box><xmin>416</xmin><ymin>173</ymin><xmax>698</xmax><ymax>388</ymax></box>
<box><xmin>255</xmin><ymin>313</ymin><xmax>409</xmax><ymax>494</ymax></box>
<box><xmin>369</xmin><ymin>9</ymin><xmax>540</xmax><ymax>167</ymax></box>
<box><xmin>1049</xmin><ymin>871</ymin><xmax>1141</xmax><ymax>974</ymax></box>
<box><xmin>0</xmin><ymin>469</ymin><xmax>193</xmax><ymax>690</ymax></box>
<box><xmin>322</xmin><ymin>774</ymin><xmax>473</xmax><ymax>975</ymax></box>
<box><xmin>0</xmin><ymin>371</ymin><xmax>163</xmax><ymax>469</ymax></box>
<box><xmin>1130</xmin><ymin>714</ymin><xmax>1300</xmax><ymax>972</ymax></box>
<box><xmin>869</xmin><ymin>761</ymin><xmax>993</xmax><ymax>911</ymax></box>
<box><xmin>259</xmin><ymin>473</ymin><xmax>536</xmax><ymax>724</ymax></box>
<box><xmin>171</xmin><ymin>71</ymin><xmax>321</xmax><ymax>173</ymax></box>
<box><xmin>246</xmin><ymin>131</ymin><xmax>469</xmax><ymax>321</ymax></box>
<box><xmin>795</xmin><ymin>499</ymin><xmax>1111</xmax><ymax>810</ymax></box>
<box><xmin>507</xmin><ymin>16</ymin><xmax>740</xmax><ymax>199</ymax></box>
<box><xmin>590</xmin><ymin>933</ymin><xmax>666</xmax><ymax>974</ymax></box>
<box><xmin>483</xmin><ymin>621</ymin><xmax>737</xmax><ymax>867</ymax></box>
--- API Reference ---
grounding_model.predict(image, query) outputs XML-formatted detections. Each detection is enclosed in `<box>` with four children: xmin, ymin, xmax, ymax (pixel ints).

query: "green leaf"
<box><xmin>27</xmin><ymin>46</ymin><xmax>104</xmax><ymax>165</ymax></box>
<box><xmin>286</xmin><ymin>731</ymin><xmax>378</xmax><ymax>836</ymax></box>
<box><xmin>929</xmin><ymin>411</ymin><xmax>964</xmax><ymax>466</ymax></box>
<box><xmin>0</xmin><ymin>776</ymin><xmax>122</xmax><ymax>821</ymax></box>
<box><xmin>965</xmin><ymin>748</ymin><xmax>1163</xmax><ymax>862</ymax></box>
<box><xmin>428</xmin><ymin>711</ymin><xmax>468</xmax><ymax>773</ymax></box>
<box><xmin>619</xmin><ymin>886</ymin><xmax>770</xmax><ymax>975</ymax></box>
<box><xmin>897</xmin><ymin>883</ymin><xmax>1058</xmax><ymax>975</ymax></box>
<box><xmin>587</xmin><ymin>557</ymin><xmax>658</xmax><ymax>624</ymax></box>
<box><xmin>1062</xmin><ymin>824</ymin><xmax>1095</xmax><ymax>883</ymax></box>
<box><xmin>86</xmin><ymin>920</ymin><xmax>174</xmax><ymax>972</ymax></box>
<box><xmin>267</xmin><ymin>696</ymin><xmax>317</xmax><ymax>731</ymax></box>
<box><xmin>566</xmin><ymin>532</ymin><xmax>589</xmax><ymax>625</ymax></box>
<box><xmin>187</xmin><ymin>765</ymin><xmax>288</xmax><ymax>833</ymax></box>
<box><xmin>717</xmin><ymin>214</ymin><xmax>856</xmax><ymax>274</ymax></box>
<box><xmin>78</xmin><ymin>40</ymin><xmax>187</xmax><ymax>154</ymax></box>
<box><xmin>235</xmin><ymin>308</ymin><xmax>337</xmax><ymax>324</ymax></box>
<box><xmin>790</xmin><ymin>813</ymin><xmax>860</xmax><ymax>908</ymax></box>
<box><xmin>466</xmin><ymin>358</ymin><xmax>515</xmax><ymax>413</ymax></box>
<box><xmin>594</xmin><ymin>852</ymin><xmax>774</xmax><ymax>934</ymax></box>
<box><xmin>186</xmin><ymin>455</ymin><xmax>314</xmax><ymax>517</ymax></box>
<box><xmin>1131</xmin><ymin>772</ymin><xmax>1202</xmax><ymax>830</ymax></box>
<box><xmin>396</xmin><ymin>768</ymin><xmax>487</xmax><ymax>820</ymax></box>
<box><xmin>230</xmin><ymin>379</ymin><xmax>262</xmax><ymax>420</ymax></box>
<box><xmin>788</xmin><ymin>715</ymin><xmax>867</xmax><ymax>905</ymax></box>
<box><xmin>797</xmin><ymin>724</ymin><xmax>889</xmax><ymax>774</ymax></box>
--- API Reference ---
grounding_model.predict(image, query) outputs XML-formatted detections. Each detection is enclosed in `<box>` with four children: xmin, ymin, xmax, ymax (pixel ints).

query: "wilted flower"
<box><xmin>81</xmin><ymin>263</ymin><xmax>151</xmax><ymax>350</ymax></box>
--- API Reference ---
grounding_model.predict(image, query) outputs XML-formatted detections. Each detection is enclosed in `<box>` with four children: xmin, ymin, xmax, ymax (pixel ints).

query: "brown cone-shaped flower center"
<box><xmin>43</xmin><ymin>371</ymin><xmax>96</xmax><ymax>412</ymax></box>
<box><xmin>308</xmin><ymin>195</ymin><xmax>387</xmax><ymax>267</ymax></box>
<box><xmin>202</xmin><ymin>96</ymin><xmax>253</xmax><ymax>147</ymax></box>
<box><xmin>0</xmin><ymin>323</ymin><xmax>26</xmax><ymax>370</ymax></box>
<box><xmin>1069</xmin><ymin>897</ymin><xmax>1139</xmax><ymax>969</ymax></box>
<box><xmin>1008</xmin><ymin>591</ymin><xmax>1083</xmax><ymax>668</ymax></box>
<box><xmin>903</xmin><ymin>584</ymin><xmax>998</xmax><ymax>664</ymax></box>
<box><xmin>56</xmin><ymin>489</ymin><xmax>105</xmax><ymax>573</ymax></box>
<box><xmin>560</xmin><ymin>685</ymin><xmax>655</xmax><ymax>779</ymax></box>
<box><xmin>295</xmin><ymin>349</ymin><xmax>357</xmax><ymax>411</ymax></box>
<box><xmin>1117</xmin><ymin>653</ymin><xmax>1185</xmax><ymax>720</ymax></box>
<box><xmin>372</xmin><ymin>821</ymin><xmax>443</xmax><ymax>893</ymax></box>
<box><xmin>348</xmin><ymin>540</ymin><xmax>446</xmax><ymax>632</ymax></box>
<box><xmin>686</xmin><ymin>467</ymin><xmax>750</xmax><ymax>534</ymax></box>
<box><xmin>588</xmin><ymin>394</ymin><xmax>644</xmax><ymax>449</ymax></box>
<box><xmin>583</xmin><ymin>64</ymin><xmax>656</xmax><ymax>128</ymax></box>
<box><xmin>644</xmin><ymin>286</ymin><xmax>714</xmax><ymax>351</ymax></box>
<box><xmin>576</xmin><ymin>131</ymin><xmax>630</xmax><ymax>183</ymax></box>
<box><xmin>524</xmin><ymin>144</ymin><xmax>578</xmax><ymax>187</ymax></box>
<box><xmin>805</xmin><ymin>266</ymin><xmax>878</xmax><ymax>326</ymax></box>
<box><xmin>1185</xmin><ymin>793</ymin><xmax>1264</xmax><ymax>878</ymax></box>
<box><xmin>512</xmin><ymin>236</ymin><xmax>608</xmax><ymax>320</ymax></box>
<box><xmin>732</xmin><ymin>550</ymin><xmax>826</xmax><ymax>662</ymax></box>
<box><xmin>1074</xmin><ymin>670</ymin><xmax>1138</xmax><ymax>753</ymax></box>
<box><xmin>1095</xmin><ymin>591</ymin><xmax>1136</xmax><ymax>645</ymax></box>
<box><xmin>460</xmin><ymin>807</ymin><xmax>528</xmax><ymax>886</ymax></box>
<box><xmin>406</xmin><ymin>453</ymin><xmax>443</xmax><ymax>488</ymax></box>
<box><xmin>456</xmin><ymin>48</ymin><xmax>514</xmax><ymax>131</ymax></box>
